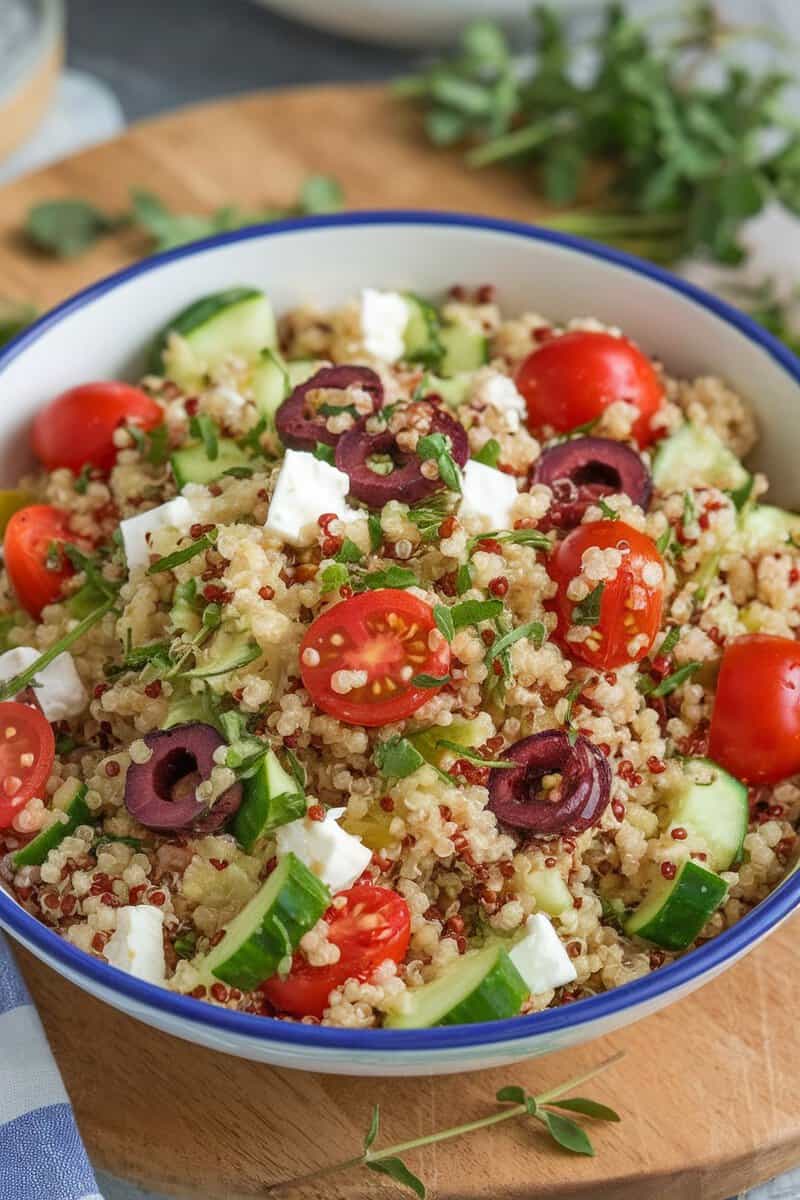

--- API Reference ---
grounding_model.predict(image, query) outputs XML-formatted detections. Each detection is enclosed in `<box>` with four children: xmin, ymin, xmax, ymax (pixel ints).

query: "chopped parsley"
<box><xmin>472</xmin><ymin>438</ymin><xmax>501</xmax><ymax>468</ymax></box>
<box><xmin>374</xmin><ymin>735</ymin><xmax>425</xmax><ymax>779</ymax></box>
<box><xmin>416</xmin><ymin>432</ymin><xmax>462</xmax><ymax>493</ymax></box>
<box><xmin>353</xmin><ymin>566</ymin><xmax>418</xmax><ymax>592</ymax></box>
<box><xmin>320</xmin><ymin>562</ymin><xmax>350</xmax><ymax>593</ymax></box>
<box><xmin>147</xmin><ymin>532</ymin><xmax>216</xmax><ymax>575</ymax></box>
<box><xmin>335</xmin><ymin>537</ymin><xmax>364</xmax><ymax>565</ymax></box>
<box><xmin>433</xmin><ymin>604</ymin><xmax>456</xmax><ymax>642</ymax></box>
<box><xmin>412</xmin><ymin>673</ymin><xmax>452</xmax><ymax>688</ymax></box>
<box><xmin>571</xmin><ymin>583</ymin><xmax>605</xmax><ymax>627</ymax></box>
<box><xmin>485</xmin><ymin>619</ymin><xmax>546</xmax><ymax>665</ymax></box>
<box><xmin>451</xmin><ymin>597</ymin><xmax>503</xmax><ymax>630</ymax></box>
<box><xmin>639</xmin><ymin>661</ymin><xmax>701</xmax><ymax>698</ymax></box>
<box><xmin>189</xmin><ymin>413</ymin><xmax>219</xmax><ymax>461</ymax></box>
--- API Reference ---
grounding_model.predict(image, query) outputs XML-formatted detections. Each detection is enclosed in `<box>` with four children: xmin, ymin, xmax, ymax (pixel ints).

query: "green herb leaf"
<box><xmin>55</xmin><ymin>732</ymin><xmax>79</xmax><ymax>755</ymax></box>
<box><xmin>472</xmin><ymin>438</ymin><xmax>501</xmax><ymax>468</ymax></box>
<box><xmin>641</xmin><ymin>661</ymin><xmax>701</xmax><ymax>698</ymax></box>
<box><xmin>416</xmin><ymin>432</ymin><xmax>462</xmax><ymax>494</ymax></box>
<box><xmin>451</xmin><ymin>598</ymin><xmax>503</xmax><ymax>629</ymax></box>
<box><xmin>539</xmin><ymin>1110</ymin><xmax>595</xmax><ymax>1156</ymax></box>
<box><xmin>313</xmin><ymin>442</ymin><xmax>336</xmax><ymax>464</ymax></box>
<box><xmin>411</xmin><ymin>673</ymin><xmax>451</xmax><ymax>688</ymax></box>
<box><xmin>146</xmin><ymin>423</ymin><xmax>170</xmax><ymax>466</ymax></box>
<box><xmin>596</xmin><ymin>498</ymin><xmax>620</xmax><ymax>520</ymax></box>
<box><xmin>0</xmin><ymin>299</ymin><xmax>37</xmax><ymax>347</ymax></box>
<box><xmin>320</xmin><ymin>563</ymin><xmax>349</xmax><ymax>593</ymax></box>
<box><xmin>485</xmin><ymin>620</ymin><xmax>546</xmax><ymax>663</ymax></box>
<box><xmin>189</xmin><ymin>414</ymin><xmax>219</xmax><ymax>461</ymax></box>
<box><xmin>368</xmin><ymin>513</ymin><xmax>383</xmax><ymax>552</ymax></box>
<box><xmin>366</xmin><ymin>1158</ymin><xmax>426</xmax><ymax>1198</ymax></box>
<box><xmin>364</xmin><ymin>1104</ymin><xmax>381</xmax><ymax>1151</ymax></box>
<box><xmin>468</xmin><ymin>528</ymin><xmax>550</xmax><ymax>555</ymax></box>
<box><xmin>0</xmin><ymin>597</ymin><xmax>116</xmax><ymax>702</ymax></box>
<box><xmin>73</xmin><ymin>466</ymin><xmax>92</xmax><ymax>495</ymax></box>
<box><xmin>433</xmin><ymin>604</ymin><xmax>456</xmax><ymax>642</ymax></box>
<box><xmin>284</xmin><ymin>747</ymin><xmax>307</xmax><ymax>791</ymax></box>
<box><xmin>456</xmin><ymin>563</ymin><xmax>472</xmax><ymax>595</ymax></box>
<box><xmin>375</xmin><ymin>735</ymin><xmax>425</xmax><ymax>779</ymax></box>
<box><xmin>174</xmin><ymin>932</ymin><xmax>198</xmax><ymax>960</ymax></box>
<box><xmin>354</xmin><ymin>566</ymin><xmax>417</xmax><ymax>592</ymax></box>
<box><xmin>571</xmin><ymin>583</ymin><xmax>605</xmax><ymax>627</ymax></box>
<box><xmin>496</xmin><ymin>1086</ymin><xmax>527</xmax><ymax>1104</ymax></box>
<box><xmin>25</xmin><ymin>199</ymin><xmax>122</xmax><ymax>257</ymax></box>
<box><xmin>562</xmin><ymin>679</ymin><xmax>583</xmax><ymax>745</ymax></box>
<box><xmin>147</xmin><ymin>533</ymin><xmax>215</xmax><ymax>575</ymax></box>
<box><xmin>407</xmin><ymin>493</ymin><xmax>454</xmax><ymax>541</ymax></box>
<box><xmin>335</xmin><ymin>538</ymin><xmax>363</xmax><ymax>565</ymax></box>
<box><xmin>435</xmin><ymin>739</ymin><xmax>514</xmax><ymax>768</ymax></box>
<box><xmin>548</xmin><ymin>1098</ymin><xmax>621</xmax><ymax>1122</ymax></box>
<box><xmin>655</xmin><ymin>625</ymin><xmax>681</xmax><ymax>659</ymax></box>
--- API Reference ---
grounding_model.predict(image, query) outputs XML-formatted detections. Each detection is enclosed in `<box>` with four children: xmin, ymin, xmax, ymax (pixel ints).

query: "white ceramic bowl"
<box><xmin>2</xmin><ymin>212</ymin><xmax>799</xmax><ymax>1076</ymax></box>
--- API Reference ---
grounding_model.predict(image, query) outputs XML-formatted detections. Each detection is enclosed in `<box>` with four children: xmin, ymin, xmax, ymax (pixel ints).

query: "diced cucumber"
<box><xmin>13</xmin><ymin>782</ymin><xmax>91</xmax><ymax>868</ymax></box>
<box><xmin>185</xmin><ymin>626</ymin><xmax>261</xmax><ymax>679</ymax></box>
<box><xmin>169</xmin><ymin>578</ymin><xmax>203</xmax><ymax>635</ymax></box>
<box><xmin>251</xmin><ymin>349</ymin><xmax>289</xmax><ymax>426</ymax></box>
<box><xmin>234</xmin><ymin>750</ymin><xmax>307</xmax><ymax>852</ymax></box>
<box><xmin>734</xmin><ymin>504</ymin><xmax>800</xmax><ymax>557</ymax></box>
<box><xmin>625</xmin><ymin>859</ymin><xmax>727</xmax><ymax>950</ymax></box>
<box><xmin>527</xmin><ymin>868</ymin><xmax>574</xmax><ymax>916</ymax></box>
<box><xmin>409</xmin><ymin>716</ymin><xmax>489</xmax><ymax>768</ymax></box>
<box><xmin>439</xmin><ymin>324</ymin><xmax>489</xmax><ymax>378</ymax></box>
<box><xmin>664</xmin><ymin>757</ymin><xmax>748</xmax><ymax>872</ymax></box>
<box><xmin>163</xmin><ymin>682</ymin><xmax>222</xmax><ymax>732</ymax></box>
<box><xmin>191</xmin><ymin>852</ymin><xmax>330</xmax><ymax>990</ymax></box>
<box><xmin>286</xmin><ymin>359</ymin><xmax>319</xmax><ymax>388</ymax></box>
<box><xmin>418</xmin><ymin>371</ymin><xmax>474</xmax><ymax>409</ymax></box>
<box><xmin>0</xmin><ymin>489</ymin><xmax>30</xmax><ymax>536</ymax></box>
<box><xmin>403</xmin><ymin>294</ymin><xmax>443</xmax><ymax>368</ymax></box>
<box><xmin>0</xmin><ymin>612</ymin><xmax>23</xmax><ymax>653</ymax></box>
<box><xmin>170</xmin><ymin>438</ymin><xmax>253</xmax><ymax>488</ymax></box>
<box><xmin>651</xmin><ymin>423</ymin><xmax>750</xmax><ymax>494</ymax></box>
<box><xmin>151</xmin><ymin>288</ymin><xmax>276</xmax><ymax>388</ymax></box>
<box><xmin>385</xmin><ymin>942</ymin><xmax>527</xmax><ymax>1028</ymax></box>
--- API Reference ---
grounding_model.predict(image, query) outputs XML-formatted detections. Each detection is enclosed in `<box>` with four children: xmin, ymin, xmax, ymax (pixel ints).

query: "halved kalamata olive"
<box><xmin>275</xmin><ymin>365</ymin><xmax>383</xmax><ymax>451</ymax></box>
<box><xmin>531</xmin><ymin>437</ymin><xmax>652</xmax><ymax>529</ymax></box>
<box><xmin>124</xmin><ymin>723</ymin><xmax>242</xmax><ymax>832</ymax></box>
<box><xmin>335</xmin><ymin>404</ymin><xmax>469</xmax><ymax>507</ymax></box>
<box><xmin>488</xmin><ymin>730</ymin><xmax>611</xmax><ymax>835</ymax></box>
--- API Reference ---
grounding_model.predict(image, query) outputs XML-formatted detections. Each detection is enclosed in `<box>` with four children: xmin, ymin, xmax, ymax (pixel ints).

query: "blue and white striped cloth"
<box><xmin>0</xmin><ymin>932</ymin><xmax>103</xmax><ymax>1200</ymax></box>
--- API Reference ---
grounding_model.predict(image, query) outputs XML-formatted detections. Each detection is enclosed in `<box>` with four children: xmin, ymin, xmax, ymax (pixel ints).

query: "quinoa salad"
<box><xmin>0</xmin><ymin>282</ymin><xmax>798</xmax><ymax>1031</ymax></box>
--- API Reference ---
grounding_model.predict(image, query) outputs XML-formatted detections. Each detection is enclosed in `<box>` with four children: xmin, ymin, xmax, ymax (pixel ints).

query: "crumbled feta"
<box><xmin>120</xmin><ymin>497</ymin><xmax>194</xmax><ymax>571</ymax></box>
<box><xmin>0</xmin><ymin>647</ymin><xmax>87</xmax><ymax>720</ymax></box>
<box><xmin>275</xmin><ymin>806</ymin><xmax>372</xmax><ymax>895</ymax></box>
<box><xmin>265</xmin><ymin>449</ymin><xmax>360</xmax><ymax>547</ymax></box>
<box><xmin>470</xmin><ymin>368</ymin><xmax>527</xmax><ymax>432</ymax></box>
<box><xmin>459</xmin><ymin>459</ymin><xmax>518</xmax><ymax>530</ymax></box>
<box><xmin>509</xmin><ymin>913</ymin><xmax>577</xmax><ymax>995</ymax></box>
<box><xmin>104</xmin><ymin>906</ymin><xmax>166</xmax><ymax>986</ymax></box>
<box><xmin>359</xmin><ymin>289</ymin><xmax>409</xmax><ymax>363</ymax></box>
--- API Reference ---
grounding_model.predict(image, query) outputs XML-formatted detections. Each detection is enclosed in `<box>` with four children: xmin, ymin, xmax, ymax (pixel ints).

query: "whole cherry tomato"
<box><xmin>32</xmin><ymin>382</ymin><xmax>163</xmax><ymax>474</ymax></box>
<box><xmin>4</xmin><ymin>505</ymin><xmax>77</xmax><ymax>617</ymax></box>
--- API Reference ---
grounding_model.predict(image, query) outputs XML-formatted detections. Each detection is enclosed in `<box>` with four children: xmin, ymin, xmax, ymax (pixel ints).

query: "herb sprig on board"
<box><xmin>266</xmin><ymin>1053</ymin><xmax>623</xmax><ymax>1197</ymax></box>
<box><xmin>394</xmin><ymin>4</ymin><xmax>800</xmax><ymax>266</ymax></box>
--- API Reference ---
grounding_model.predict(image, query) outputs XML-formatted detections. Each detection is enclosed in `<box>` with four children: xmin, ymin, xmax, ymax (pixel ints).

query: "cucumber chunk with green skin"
<box><xmin>384</xmin><ymin>942</ymin><xmax>527</xmax><ymax>1028</ymax></box>
<box><xmin>13</xmin><ymin>783</ymin><xmax>91</xmax><ymax>868</ymax></box>
<box><xmin>665</xmin><ymin>757</ymin><xmax>748</xmax><ymax>871</ymax></box>
<box><xmin>251</xmin><ymin>349</ymin><xmax>289</xmax><ymax>426</ymax></box>
<box><xmin>418</xmin><ymin>371</ymin><xmax>474</xmax><ymax>409</ymax></box>
<box><xmin>651</xmin><ymin>423</ymin><xmax>750</xmax><ymax>494</ymax></box>
<box><xmin>234</xmin><ymin>750</ymin><xmax>307</xmax><ymax>851</ymax></box>
<box><xmin>184</xmin><ymin>626</ymin><xmax>261</xmax><ymax>679</ymax></box>
<box><xmin>625</xmin><ymin>859</ymin><xmax>727</xmax><ymax>950</ymax></box>
<box><xmin>403</xmin><ymin>294</ymin><xmax>443</xmax><ymax>367</ymax></box>
<box><xmin>151</xmin><ymin>288</ymin><xmax>276</xmax><ymax>387</ymax></box>
<box><xmin>170</xmin><ymin>438</ymin><xmax>254</xmax><ymax>488</ymax></box>
<box><xmin>191</xmin><ymin>852</ymin><xmax>330</xmax><ymax>990</ymax></box>
<box><xmin>526</xmin><ymin>868</ymin><xmax>574</xmax><ymax>916</ymax></box>
<box><xmin>734</xmin><ymin>504</ymin><xmax>800</xmax><ymax>557</ymax></box>
<box><xmin>439</xmin><ymin>324</ymin><xmax>489</xmax><ymax>378</ymax></box>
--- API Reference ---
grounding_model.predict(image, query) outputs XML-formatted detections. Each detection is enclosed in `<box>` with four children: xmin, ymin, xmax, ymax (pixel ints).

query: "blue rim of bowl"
<box><xmin>2</xmin><ymin>209</ymin><xmax>800</xmax><ymax>1054</ymax></box>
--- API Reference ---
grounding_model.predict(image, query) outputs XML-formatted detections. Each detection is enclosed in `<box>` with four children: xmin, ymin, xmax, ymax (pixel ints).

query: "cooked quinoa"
<box><xmin>1</xmin><ymin>282</ymin><xmax>798</xmax><ymax>1030</ymax></box>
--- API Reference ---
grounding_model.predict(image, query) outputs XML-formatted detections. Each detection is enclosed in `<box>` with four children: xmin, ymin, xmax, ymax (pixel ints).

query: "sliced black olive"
<box><xmin>488</xmin><ymin>730</ymin><xmax>611</xmax><ymax>835</ymax></box>
<box><xmin>531</xmin><ymin>436</ymin><xmax>652</xmax><ymax>529</ymax></box>
<box><xmin>275</xmin><ymin>365</ymin><xmax>383</xmax><ymax>451</ymax></box>
<box><xmin>124</xmin><ymin>723</ymin><xmax>242</xmax><ymax>832</ymax></box>
<box><xmin>335</xmin><ymin>402</ymin><xmax>469</xmax><ymax>507</ymax></box>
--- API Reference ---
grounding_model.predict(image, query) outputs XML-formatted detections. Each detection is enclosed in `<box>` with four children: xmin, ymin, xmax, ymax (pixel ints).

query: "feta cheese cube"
<box><xmin>360</xmin><ymin>289</ymin><xmax>409</xmax><ymax>363</ymax></box>
<box><xmin>509</xmin><ymin>913</ymin><xmax>577</xmax><ymax>995</ymax></box>
<box><xmin>120</xmin><ymin>497</ymin><xmax>194</xmax><ymax>571</ymax></box>
<box><xmin>104</xmin><ymin>905</ymin><xmax>166</xmax><ymax>986</ymax></box>
<box><xmin>459</xmin><ymin>459</ymin><xmax>518</xmax><ymax>530</ymax></box>
<box><xmin>265</xmin><ymin>449</ymin><xmax>360</xmax><ymax>547</ymax></box>
<box><xmin>470</xmin><ymin>368</ymin><xmax>527</xmax><ymax>432</ymax></box>
<box><xmin>0</xmin><ymin>646</ymin><xmax>87</xmax><ymax>721</ymax></box>
<box><xmin>276</xmin><ymin>806</ymin><xmax>372</xmax><ymax>895</ymax></box>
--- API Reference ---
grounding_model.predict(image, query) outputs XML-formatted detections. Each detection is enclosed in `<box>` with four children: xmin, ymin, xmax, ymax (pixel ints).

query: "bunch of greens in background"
<box><xmin>0</xmin><ymin>299</ymin><xmax>37</xmax><ymax>349</ymax></box>
<box><xmin>394</xmin><ymin>3</ymin><xmax>800</xmax><ymax>265</ymax></box>
<box><xmin>24</xmin><ymin>174</ymin><xmax>343</xmax><ymax>258</ymax></box>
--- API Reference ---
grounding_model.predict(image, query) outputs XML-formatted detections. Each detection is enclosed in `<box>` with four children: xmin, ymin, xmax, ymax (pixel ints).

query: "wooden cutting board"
<box><xmin>2</xmin><ymin>85</ymin><xmax>799</xmax><ymax>1199</ymax></box>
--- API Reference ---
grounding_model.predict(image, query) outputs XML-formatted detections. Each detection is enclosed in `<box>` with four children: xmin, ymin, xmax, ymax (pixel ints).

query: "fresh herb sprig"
<box><xmin>395</xmin><ymin>5</ymin><xmax>800</xmax><ymax>266</ymax></box>
<box><xmin>0</xmin><ymin>597</ymin><xmax>117</xmax><ymax>702</ymax></box>
<box><xmin>23</xmin><ymin>176</ymin><xmax>343</xmax><ymax>259</ymax></box>
<box><xmin>266</xmin><ymin>1053</ymin><xmax>623</xmax><ymax>1197</ymax></box>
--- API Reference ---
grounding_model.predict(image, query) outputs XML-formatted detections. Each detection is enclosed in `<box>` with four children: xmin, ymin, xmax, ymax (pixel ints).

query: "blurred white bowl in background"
<box><xmin>253</xmin><ymin>0</ymin><xmax>594</xmax><ymax>47</ymax></box>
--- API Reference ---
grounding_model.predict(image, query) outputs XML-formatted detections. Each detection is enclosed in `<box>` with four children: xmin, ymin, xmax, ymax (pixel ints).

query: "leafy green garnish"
<box><xmin>485</xmin><ymin>620</ymin><xmax>546</xmax><ymax>664</ymax></box>
<box><xmin>472</xmin><ymin>438</ymin><xmax>501</xmax><ymax>468</ymax></box>
<box><xmin>407</xmin><ymin>492</ymin><xmax>454</xmax><ymax>541</ymax></box>
<box><xmin>433</xmin><ymin>604</ymin><xmax>455</xmax><ymax>642</ymax></box>
<box><xmin>368</xmin><ymin>513</ymin><xmax>383</xmax><ymax>552</ymax></box>
<box><xmin>572</xmin><ymin>583</ymin><xmax>605</xmax><ymax>627</ymax></box>
<box><xmin>416</xmin><ymin>432</ymin><xmax>462</xmax><ymax>493</ymax></box>
<box><xmin>450</xmin><ymin>597</ymin><xmax>503</xmax><ymax>629</ymax></box>
<box><xmin>353</xmin><ymin>566</ymin><xmax>418</xmax><ymax>592</ymax></box>
<box><xmin>320</xmin><ymin>563</ymin><xmax>350</xmax><ymax>593</ymax></box>
<box><xmin>434</xmin><ymin>739</ymin><xmax>515</xmax><ymax>769</ymax></box>
<box><xmin>0</xmin><ymin>597</ymin><xmax>118</xmax><ymax>703</ymax></box>
<box><xmin>411</xmin><ymin>673</ymin><xmax>451</xmax><ymax>688</ymax></box>
<box><xmin>374</xmin><ymin>736</ymin><xmax>425</xmax><ymax>779</ymax></box>
<box><xmin>189</xmin><ymin>414</ymin><xmax>219</xmax><ymax>461</ymax></box>
<box><xmin>639</xmin><ymin>661</ymin><xmax>701</xmax><ymax>698</ymax></box>
<box><xmin>335</xmin><ymin>538</ymin><xmax>363</xmax><ymax>565</ymax></box>
<box><xmin>313</xmin><ymin>442</ymin><xmax>336</xmax><ymax>465</ymax></box>
<box><xmin>147</xmin><ymin>533</ymin><xmax>215</xmax><ymax>575</ymax></box>
<box><xmin>467</xmin><ymin>527</ymin><xmax>550</xmax><ymax>555</ymax></box>
<box><xmin>174</xmin><ymin>932</ymin><xmax>198</xmax><ymax>960</ymax></box>
<box><xmin>0</xmin><ymin>299</ymin><xmax>37</xmax><ymax>347</ymax></box>
<box><xmin>25</xmin><ymin>200</ymin><xmax>126</xmax><ymax>257</ymax></box>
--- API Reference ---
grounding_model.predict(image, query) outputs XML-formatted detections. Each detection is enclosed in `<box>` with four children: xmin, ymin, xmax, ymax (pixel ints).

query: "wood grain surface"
<box><xmin>1</xmin><ymin>85</ymin><xmax>798</xmax><ymax>1199</ymax></box>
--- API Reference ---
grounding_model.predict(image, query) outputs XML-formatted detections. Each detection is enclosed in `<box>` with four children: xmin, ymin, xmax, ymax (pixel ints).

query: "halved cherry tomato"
<box><xmin>4</xmin><ymin>505</ymin><xmax>77</xmax><ymax>618</ymax></box>
<box><xmin>32</xmin><ymin>382</ymin><xmax>163</xmax><ymax>474</ymax></box>
<box><xmin>262</xmin><ymin>885</ymin><xmax>411</xmax><ymax>1018</ymax></box>
<box><xmin>299</xmin><ymin>588</ymin><xmax>450</xmax><ymax>726</ymax></box>
<box><xmin>709</xmin><ymin>634</ymin><xmax>800</xmax><ymax>785</ymax></box>
<box><xmin>516</xmin><ymin>331</ymin><xmax>664</xmax><ymax>448</ymax></box>
<box><xmin>0</xmin><ymin>701</ymin><xmax>55</xmax><ymax>829</ymax></box>
<box><xmin>549</xmin><ymin>520</ymin><xmax>664</xmax><ymax>669</ymax></box>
